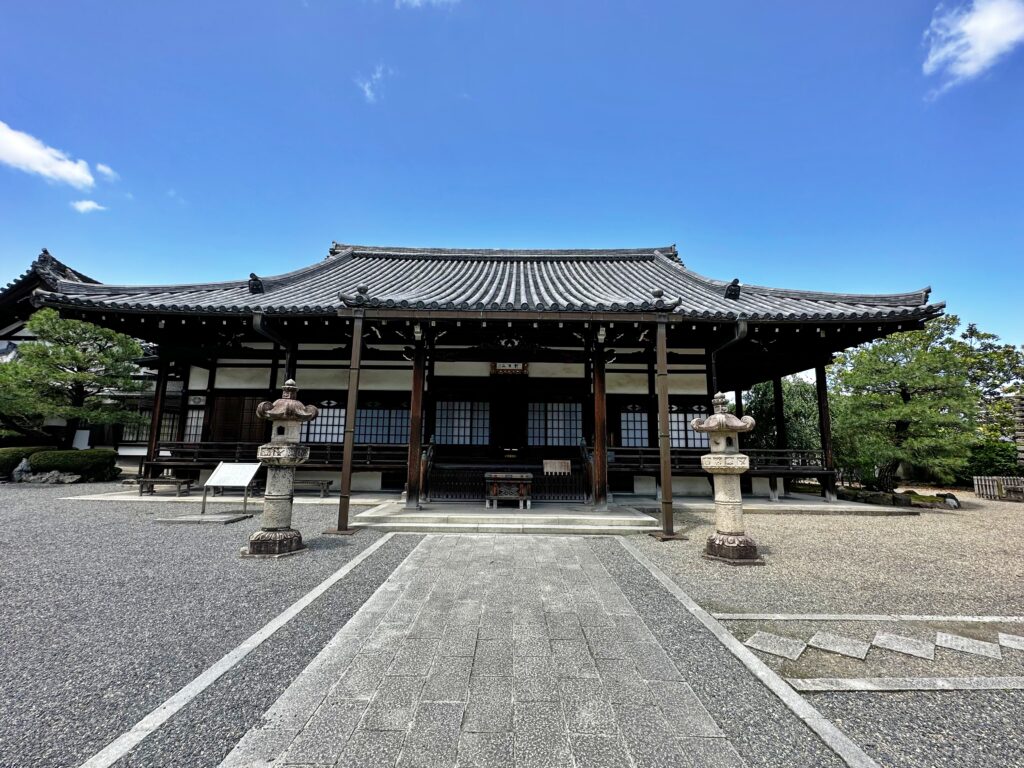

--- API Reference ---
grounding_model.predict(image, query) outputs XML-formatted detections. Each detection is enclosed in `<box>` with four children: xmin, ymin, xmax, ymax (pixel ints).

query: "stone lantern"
<box><xmin>692</xmin><ymin>392</ymin><xmax>763</xmax><ymax>565</ymax></box>
<box><xmin>243</xmin><ymin>379</ymin><xmax>319</xmax><ymax>558</ymax></box>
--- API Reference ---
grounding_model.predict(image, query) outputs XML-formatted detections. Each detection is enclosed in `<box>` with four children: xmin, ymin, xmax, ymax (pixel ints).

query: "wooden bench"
<box><xmin>1004</xmin><ymin>479</ymin><xmax>1024</xmax><ymax>502</ymax></box>
<box><xmin>485</xmin><ymin>472</ymin><xmax>533</xmax><ymax>510</ymax></box>
<box><xmin>295</xmin><ymin>478</ymin><xmax>333</xmax><ymax>497</ymax></box>
<box><xmin>139</xmin><ymin>478</ymin><xmax>193</xmax><ymax>497</ymax></box>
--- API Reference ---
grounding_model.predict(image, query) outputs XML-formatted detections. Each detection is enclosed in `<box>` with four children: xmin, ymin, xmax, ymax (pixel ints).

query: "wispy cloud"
<box><xmin>70</xmin><ymin>200</ymin><xmax>106</xmax><ymax>213</ymax></box>
<box><xmin>355</xmin><ymin>64</ymin><xmax>390</xmax><ymax>103</ymax></box>
<box><xmin>95</xmin><ymin>163</ymin><xmax>119</xmax><ymax>181</ymax></box>
<box><xmin>394</xmin><ymin>0</ymin><xmax>460</xmax><ymax>7</ymax></box>
<box><xmin>0</xmin><ymin>120</ymin><xmax>94</xmax><ymax>189</ymax></box>
<box><xmin>924</xmin><ymin>0</ymin><xmax>1024</xmax><ymax>95</ymax></box>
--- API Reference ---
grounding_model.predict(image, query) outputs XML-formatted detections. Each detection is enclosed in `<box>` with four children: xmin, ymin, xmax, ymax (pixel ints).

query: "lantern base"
<box><xmin>703</xmin><ymin>532</ymin><xmax>765</xmax><ymax>565</ymax></box>
<box><xmin>243</xmin><ymin>528</ymin><xmax>306</xmax><ymax>557</ymax></box>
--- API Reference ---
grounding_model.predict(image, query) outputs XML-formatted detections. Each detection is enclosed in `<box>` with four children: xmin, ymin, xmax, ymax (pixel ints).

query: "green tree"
<box><xmin>955</xmin><ymin>323</ymin><xmax>1024</xmax><ymax>443</ymax></box>
<box><xmin>0</xmin><ymin>309</ymin><xmax>144</xmax><ymax>446</ymax></box>
<box><xmin>829</xmin><ymin>316</ymin><xmax>975</xmax><ymax>491</ymax></box>
<box><xmin>742</xmin><ymin>377</ymin><xmax>821</xmax><ymax>452</ymax></box>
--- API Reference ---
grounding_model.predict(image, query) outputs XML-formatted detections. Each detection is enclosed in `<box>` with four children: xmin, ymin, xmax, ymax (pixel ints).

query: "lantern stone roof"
<box><xmin>38</xmin><ymin>242</ymin><xmax>943</xmax><ymax>322</ymax></box>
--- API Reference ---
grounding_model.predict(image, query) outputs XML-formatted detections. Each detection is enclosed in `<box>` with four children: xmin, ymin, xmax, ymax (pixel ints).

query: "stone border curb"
<box><xmin>617</xmin><ymin>537</ymin><xmax>880</xmax><ymax>768</ymax></box>
<box><xmin>789</xmin><ymin>677</ymin><xmax>1024</xmax><ymax>692</ymax></box>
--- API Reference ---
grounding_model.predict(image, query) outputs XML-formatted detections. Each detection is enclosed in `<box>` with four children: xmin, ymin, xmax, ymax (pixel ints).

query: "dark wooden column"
<box><xmin>327</xmin><ymin>313</ymin><xmax>364</xmax><ymax>535</ymax></box>
<box><xmin>772</xmin><ymin>376</ymin><xmax>789</xmax><ymax>496</ymax></box>
<box><xmin>734</xmin><ymin>389</ymin><xmax>744</xmax><ymax>419</ymax></box>
<box><xmin>424</xmin><ymin>355</ymin><xmax>436</xmax><ymax>443</ymax></box>
<box><xmin>652</xmin><ymin>318</ymin><xmax>685</xmax><ymax>540</ymax></box>
<box><xmin>144</xmin><ymin>358</ymin><xmax>170</xmax><ymax>476</ymax></box>
<box><xmin>647</xmin><ymin>346</ymin><xmax>658</xmax><ymax>448</ymax></box>
<box><xmin>200</xmin><ymin>360</ymin><xmax>218</xmax><ymax>442</ymax></box>
<box><xmin>772</xmin><ymin>377</ymin><xmax>786</xmax><ymax>449</ymax></box>
<box><xmin>269</xmin><ymin>344</ymin><xmax>281</xmax><ymax>397</ymax></box>
<box><xmin>405</xmin><ymin>334</ymin><xmax>427</xmax><ymax>508</ymax></box>
<box><xmin>815</xmin><ymin>364</ymin><xmax>836</xmax><ymax>500</ymax></box>
<box><xmin>592</xmin><ymin>337</ymin><xmax>609</xmax><ymax>509</ymax></box>
<box><xmin>284</xmin><ymin>343</ymin><xmax>298</xmax><ymax>381</ymax></box>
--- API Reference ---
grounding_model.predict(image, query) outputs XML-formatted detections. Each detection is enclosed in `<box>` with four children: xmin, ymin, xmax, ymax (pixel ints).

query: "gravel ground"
<box><xmin>631</xmin><ymin>493</ymin><xmax>1024</xmax><ymax>616</ymax></box>
<box><xmin>812</xmin><ymin>690</ymin><xmax>1024</xmax><ymax>768</ymax></box>
<box><xmin>629</xmin><ymin>492</ymin><xmax>1024</xmax><ymax>768</ymax></box>
<box><xmin>0</xmin><ymin>482</ymin><xmax>421</xmax><ymax>768</ymax></box>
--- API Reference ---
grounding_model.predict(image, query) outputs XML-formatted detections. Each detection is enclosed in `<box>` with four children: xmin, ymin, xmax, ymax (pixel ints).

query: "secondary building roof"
<box><xmin>40</xmin><ymin>243</ymin><xmax>942</xmax><ymax>323</ymax></box>
<box><xmin>1</xmin><ymin>250</ymin><xmax>95</xmax><ymax>332</ymax></box>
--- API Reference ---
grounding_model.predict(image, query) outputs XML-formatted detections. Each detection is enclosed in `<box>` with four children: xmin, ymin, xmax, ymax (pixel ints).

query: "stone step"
<box><xmin>359</xmin><ymin>512</ymin><xmax>654</xmax><ymax>527</ymax></box>
<box><xmin>355</xmin><ymin>521</ymin><xmax>662</xmax><ymax>535</ymax></box>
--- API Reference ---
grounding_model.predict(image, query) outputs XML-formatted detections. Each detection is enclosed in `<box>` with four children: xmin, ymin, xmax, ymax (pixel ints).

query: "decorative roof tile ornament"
<box><xmin>692</xmin><ymin>392</ymin><xmax>763</xmax><ymax>565</ymax></box>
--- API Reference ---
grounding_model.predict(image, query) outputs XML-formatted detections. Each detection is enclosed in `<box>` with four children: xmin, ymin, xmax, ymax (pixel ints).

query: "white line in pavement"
<box><xmin>713</xmin><ymin>613</ymin><xmax>1024</xmax><ymax>623</ymax></box>
<box><xmin>77</xmin><ymin>532</ymin><xmax>399</xmax><ymax>768</ymax></box>
<box><xmin>618</xmin><ymin>537</ymin><xmax>880</xmax><ymax>768</ymax></box>
<box><xmin>790</xmin><ymin>677</ymin><xmax>1024</xmax><ymax>692</ymax></box>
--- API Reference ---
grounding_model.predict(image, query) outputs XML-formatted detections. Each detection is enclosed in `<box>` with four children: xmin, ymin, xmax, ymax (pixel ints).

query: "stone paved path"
<box><xmin>219</xmin><ymin>535</ymin><xmax>801</xmax><ymax>767</ymax></box>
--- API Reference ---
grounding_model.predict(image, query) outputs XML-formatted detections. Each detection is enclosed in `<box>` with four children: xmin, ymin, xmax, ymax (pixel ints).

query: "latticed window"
<box><xmin>183</xmin><ymin>408</ymin><xmax>205</xmax><ymax>443</ymax></box>
<box><xmin>527</xmin><ymin>402</ymin><xmax>582</xmax><ymax>446</ymax></box>
<box><xmin>619</xmin><ymin>405</ymin><xmax>648</xmax><ymax>447</ymax></box>
<box><xmin>356</xmin><ymin>408</ymin><xmax>410</xmax><ymax>444</ymax></box>
<box><xmin>122</xmin><ymin>411</ymin><xmax>180</xmax><ymax>443</ymax></box>
<box><xmin>435</xmin><ymin>401</ymin><xmax>489</xmax><ymax>445</ymax></box>
<box><xmin>302</xmin><ymin>407</ymin><xmax>345</xmax><ymax>443</ymax></box>
<box><xmin>669</xmin><ymin>405</ymin><xmax>709</xmax><ymax>449</ymax></box>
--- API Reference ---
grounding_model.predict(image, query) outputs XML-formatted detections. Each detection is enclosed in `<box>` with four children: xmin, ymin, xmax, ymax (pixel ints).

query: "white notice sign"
<box><xmin>205</xmin><ymin>462</ymin><xmax>261</xmax><ymax>488</ymax></box>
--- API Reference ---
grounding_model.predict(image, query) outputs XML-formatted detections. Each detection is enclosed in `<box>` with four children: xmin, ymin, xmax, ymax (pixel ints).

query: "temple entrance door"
<box><xmin>490</xmin><ymin>373</ymin><xmax>528</xmax><ymax>459</ymax></box>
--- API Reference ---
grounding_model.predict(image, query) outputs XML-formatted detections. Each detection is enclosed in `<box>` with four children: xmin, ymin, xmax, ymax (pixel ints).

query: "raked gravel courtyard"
<box><xmin>0</xmin><ymin>482</ymin><xmax>1022</xmax><ymax>767</ymax></box>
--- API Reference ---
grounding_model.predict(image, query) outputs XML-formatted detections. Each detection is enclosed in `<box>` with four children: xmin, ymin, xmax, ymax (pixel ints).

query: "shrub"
<box><xmin>29</xmin><ymin>449</ymin><xmax>120</xmax><ymax>481</ymax></box>
<box><xmin>0</xmin><ymin>445</ymin><xmax>57</xmax><ymax>477</ymax></box>
<box><xmin>953</xmin><ymin>439</ymin><xmax>1019</xmax><ymax>486</ymax></box>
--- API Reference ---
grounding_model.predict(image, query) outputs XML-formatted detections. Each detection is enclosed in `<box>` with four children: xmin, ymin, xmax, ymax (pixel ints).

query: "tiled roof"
<box><xmin>3</xmin><ymin>250</ymin><xmax>95</xmax><ymax>295</ymax></box>
<box><xmin>40</xmin><ymin>243</ymin><xmax>943</xmax><ymax>322</ymax></box>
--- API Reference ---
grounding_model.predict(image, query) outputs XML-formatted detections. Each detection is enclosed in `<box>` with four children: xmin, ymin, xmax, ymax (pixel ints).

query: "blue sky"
<box><xmin>1</xmin><ymin>1</ymin><xmax>1022</xmax><ymax>344</ymax></box>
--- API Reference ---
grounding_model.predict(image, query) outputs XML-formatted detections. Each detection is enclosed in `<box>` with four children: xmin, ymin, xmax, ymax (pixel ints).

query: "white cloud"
<box><xmin>0</xmin><ymin>120</ymin><xmax>94</xmax><ymax>189</ymax></box>
<box><xmin>95</xmin><ymin>163</ymin><xmax>119</xmax><ymax>181</ymax></box>
<box><xmin>924</xmin><ymin>0</ymin><xmax>1024</xmax><ymax>94</ymax></box>
<box><xmin>70</xmin><ymin>200</ymin><xmax>106</xmax><ymax>213</ymax></box>
<box><xmin>395</xmin><ymin>0</ymin><xmax>460</xmax><ymax>7</ymax></box>
<box><xmin>355</xmin><ymin>64</ymin><xmax>390</xmax><ymax>103</ymax></box>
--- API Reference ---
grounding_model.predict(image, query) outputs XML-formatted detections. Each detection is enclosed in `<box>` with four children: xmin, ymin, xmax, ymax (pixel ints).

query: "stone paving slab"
<box><xmin>998</xmin><ymin>632</ymin><xmax>1024</xmax><ymax>651</ymax></box>
<box><xmin>872</xmin><ymin>632</ymin><xmax>936</xmax><ymax>660</ymax></box>
<box><xmin>935</xmin><ymin>632</ymin><xmax>1003</xmax><ymax>659</ymax></box>
<box><xmin>220</xmin><ymin>534</ymin><xmax>850</xmax><ymax>768</ymax></box>
<box><xmin>743</xmin><ymin>631</ymin><xmax>807</xmax><ymax>661</ymax></box>
<box><xmin>807</xmin><ymin>631</ymin><xmax>871</xmax><ymax>660</ymax></box>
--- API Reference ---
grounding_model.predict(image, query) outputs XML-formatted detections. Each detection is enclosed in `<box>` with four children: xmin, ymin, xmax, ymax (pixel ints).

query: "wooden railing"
<box><xmin>427</xmin><ymin>460</ymin><xmax>589</xmax><ymax>503</ymax></box>
<box><xmin>607</xmin><ymin>446</ymin><xmax>828</xmax><ymax>474</ymax></box>
<box><xmin>153</xmin><ymin>441</ymin><xmax>409</xmax><ymax>470</ymax></box>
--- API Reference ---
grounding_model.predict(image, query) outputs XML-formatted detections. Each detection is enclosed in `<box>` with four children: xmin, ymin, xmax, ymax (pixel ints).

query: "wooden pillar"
<box><xmin>652</xmin><ymin>318</ymin><xmax>684</xmax><ymax>540</ymax></box>
<box><xmin>269</xmin><ymin>344</ymin><xmax>281</xmax><ymax>396</ymax></box>
<box><xmin>145</xmin><ymin>358</ymin><xmax>170</xmax><ymax>476</ymax></box>
<box><xmin>424</xmin><ymin>355</ymin><xmax>436</xmax><ymax>443</ymax></box>
<box><xmin>647</xmin><ymin>347</ymin><xmax>658</xmax><ymax>448</ymax></box>
<box><xmin>735</xmin><ymin>388</ymin><xmax>752</xmax><ymax>494</ymax></box>
<box><xmin>405</xmin><ymin>334</ymin><xmax>426</xmax><ymax>508</ymax></box>
<box><xmin>772</xmin><ymin>376</ymin><xmax>789</xmax><ymax>496</ymax></box>
<box><xmin>772</xmin><ymin>377</ymin><xmax>786</xmax><ymax>450</ymax></box>
<box><xmin>284</xmin><ymin>344</ymin><xmax>298</xmax><ymax>381</ymax></box>
<box><xmin>200</xmin><ymin>360</ymin><xmax>218</xmax><ymax>443</ymax></box>
<box><xmin>593</xmin><ymin>338</ymin><xmax>608</xmax><ymax>509</ymax></box>
<box><xmin>327</xmin><ymin>313</ymin><xmax>364</xmax><ymax>534</ymax></box>
<box><xmin>815</xmin><ymin>364</ymin><xmax>836</xmax><ymax>501</ymax></box>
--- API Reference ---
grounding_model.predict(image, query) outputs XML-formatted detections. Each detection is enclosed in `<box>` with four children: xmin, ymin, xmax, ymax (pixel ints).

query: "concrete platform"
<box><xmin>622</xmin><ymin>492</ymin><xmax>911</xmax><ymax>516</ymax></box>
<box><xmin>353</xmin><ymin>501</ymin><xmax>661</xmax><ymax>535</ymax></box>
